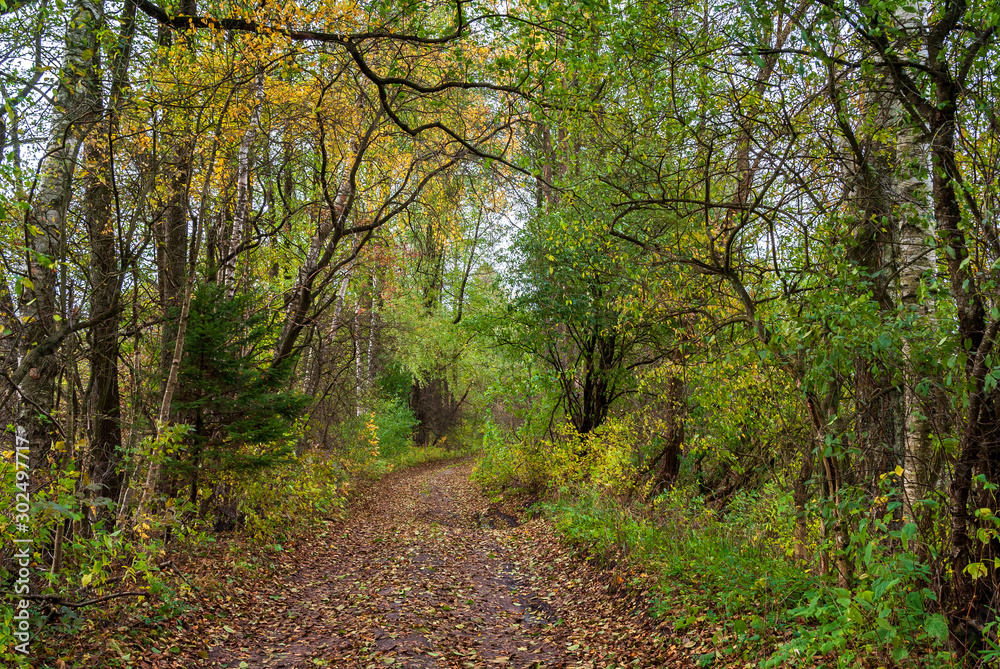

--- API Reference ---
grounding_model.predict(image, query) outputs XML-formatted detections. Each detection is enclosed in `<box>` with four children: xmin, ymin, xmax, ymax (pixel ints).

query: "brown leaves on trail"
<box><xmin>502</xmin><ymin>519</ymin><xmax>702</xmax><ymax>668</ymax></box>
<box><xmin>53</xmin><ymin>459</ymin><xmax>696</xmax><ymax>668</ymax></box>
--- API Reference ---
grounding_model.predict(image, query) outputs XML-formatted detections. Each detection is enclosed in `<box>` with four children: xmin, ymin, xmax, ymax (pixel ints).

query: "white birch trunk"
<box><xmin>355</xmin><ymin>287</ymin><xmax>365</xmax><ymax>417</ymax></box>
<box><xmin>222</xmin><ymin>70</ymin><xmax>264</xmax><ymax>297</ymax></box>
<box><xmin>17</xmin><ymin>0</ymin><xmax>99</xmax><ymax>470</ymax></box>
<box><xmin>366</xmin><ymin>271</ymin><xmax>378</xmax><ymax>395</ymax></box>
<box><xmin>894</xmin><ymin>3</ymin><xmax>938</xmax><ymax>520</ymax></box>
<box><xmin>330</xmin><ymin>268</ymin><xmax>352</xmax><ymax>337</ymax></box>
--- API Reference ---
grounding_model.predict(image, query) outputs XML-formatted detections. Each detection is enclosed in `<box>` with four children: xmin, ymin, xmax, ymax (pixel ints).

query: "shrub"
<box><xmin>370</xmin><ymin>398</ymin><xmax>418</xmax><ymax>460</ymax></box>
<box><xmin>473</xmin><ymin>415</ymin><xmax>643</xmax><ymax>498</ymax></box>
<box><xmin>472</xmin><ymin>418</ymin><xmax>549</xmax><ymax>494</ymax></box>
<box><xmin>233</xmin><ymin>448</ymin><xmax>348</xmax><ymax>541</ymax></box>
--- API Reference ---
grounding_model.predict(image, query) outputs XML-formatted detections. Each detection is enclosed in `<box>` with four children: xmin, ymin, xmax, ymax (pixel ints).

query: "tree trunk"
<box><xmin>355</xmin><ymin>289</ymin><xmax>363</xmax><ymax>416</ymax></box>
<box><xmin>654</xmin><ymin>374</ymin><xmax>685</xmax><ymax>489</ymax></box>
<box><xmin>222</xmin><ymin>69</ymin><xmax>264</xmax><ymax>296</ymax></box>
<box><xmin>366</xmin><ymin>270</ymin><xmax>378</xmax><ymax>394</ymax></box>
<box><xmin>793</xmin><ymin>455</ymin><xmax>814</xmax><ymax>562</ymax></box>
<box><xmin>159</xmin><ymin>138</ymin><xmax>191</xmax><ymax>383</ymax></box>
<box><xmin>85</xmin><ymin>136</ymin><xmax>124</xmax><ymax>507</ymax></box>
<box><xmin>85</xmin><ymin>0</ymin><xmax>135</xmax><ymax>513</ymax></box>
<box><xmin>888</xmin><ymin>3</ymin><xmax>940</xmax><ymax>524</ymax></box>
<box><xmin>0</xmin><ymin>283</ymin><xmax>16</xmax><ymax>449</ymax></box>
<box><xmin>272</xmin><ymin>179</ymin><xmax>348</xmax><ymax>368</ymax></box>
<box><xmin>18</xmin><ymin>0</ymin><xmax>101</xmax><ymax>471</ymax></box>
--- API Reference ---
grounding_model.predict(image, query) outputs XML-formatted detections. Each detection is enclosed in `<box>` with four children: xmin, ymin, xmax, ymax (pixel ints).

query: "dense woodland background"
<box><xmin>2</xmin><ymin>0</ymin><xmax>1000</xmax><ymax>665</ymax></box>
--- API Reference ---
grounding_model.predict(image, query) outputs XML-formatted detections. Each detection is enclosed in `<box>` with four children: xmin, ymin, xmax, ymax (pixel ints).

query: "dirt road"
<box><xmin>207</xmin><ymin>459</ymin><xmax>685</xmax><ymax>668</ymax></box>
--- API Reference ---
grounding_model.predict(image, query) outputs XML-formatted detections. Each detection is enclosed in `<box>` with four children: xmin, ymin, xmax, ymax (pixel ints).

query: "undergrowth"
<box><xmin>474</xmin><ymin>417</ymin><xmax>960</xmax><ymax>668</ymax></box>
<box><xmin>536</xmin><ymin>487</ymin><xmax>957</xmax><ymax>667</ymax></box>
<box><xmin>535</xmin><ymin>486</ymin><xmax>816</xmax><ymax>666</ymax></box>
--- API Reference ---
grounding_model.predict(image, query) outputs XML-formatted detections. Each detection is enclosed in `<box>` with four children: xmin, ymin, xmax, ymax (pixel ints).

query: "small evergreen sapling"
<box><xmin>166</xmin><ymin>284</ymin><xmax>309</xmax><ymax>507</ymax></box>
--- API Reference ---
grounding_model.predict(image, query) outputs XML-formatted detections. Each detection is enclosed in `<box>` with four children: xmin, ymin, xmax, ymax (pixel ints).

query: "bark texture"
<box><xmin>18</xmin><ymin>0</ymin><xmax>100</xmax><ymax>470</ymax></box>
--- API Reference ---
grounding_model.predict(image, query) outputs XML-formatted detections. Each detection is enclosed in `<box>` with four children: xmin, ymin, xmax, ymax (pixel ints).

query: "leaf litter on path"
<box><xmin>193</xmin><ymin>460</ymin><xmax>692</xmax><ymax>668</ymax></box>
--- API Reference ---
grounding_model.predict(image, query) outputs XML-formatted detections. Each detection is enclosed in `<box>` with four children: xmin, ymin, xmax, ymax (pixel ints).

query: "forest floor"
<box><xmin>58</xmin><ymin>458</ymin><xmax>717</xmax><ymax>668</ymax></box>
<box><xmin>202</xmin><ymin>458</ymin><xmax>697</xmax><ymax>668</ymax></box>
<box><xmin>135</xmin><ymin>457</ymin><xmax>701</xmax><ymax>669</ymax></box>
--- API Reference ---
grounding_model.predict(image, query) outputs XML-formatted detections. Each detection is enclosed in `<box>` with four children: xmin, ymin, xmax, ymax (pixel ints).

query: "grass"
<box><xmin>534</xmin><ymin>486</ymin><xmax>815</xmax><ymax>666</ymax></box>
<box><xmin>368</xmin><ymin>442</ymin><xmax>479</xmax><ymax>477</ymax></box>
<box><xmin>528</xmin><ymin>484</ymin><xmax>963</xmax><ymax>668</ymax></box>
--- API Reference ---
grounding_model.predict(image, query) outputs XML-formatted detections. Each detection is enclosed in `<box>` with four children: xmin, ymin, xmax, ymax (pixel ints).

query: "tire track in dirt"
<box><xmin>207</xmin><ymin>459</ymin><xmax>686</xmax><ymax>668</ymax></box>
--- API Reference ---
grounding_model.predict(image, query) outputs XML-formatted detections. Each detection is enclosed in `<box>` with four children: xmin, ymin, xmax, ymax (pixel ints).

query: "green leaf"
<box><xmin>965</xmin><ymin>562</ymin><xmax>987</xmax><ymax>580</ymax></box>
<box><xmin>924</xmin><ymin>613</ymin><xmax>949</xmax><ymax>643</ymax></box>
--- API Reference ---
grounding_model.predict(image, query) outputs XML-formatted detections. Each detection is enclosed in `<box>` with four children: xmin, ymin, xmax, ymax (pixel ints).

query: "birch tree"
<box><xmin>17</xmin><ymin>0</ymin><xmax>100</xmax><ymax>471</ymax></box>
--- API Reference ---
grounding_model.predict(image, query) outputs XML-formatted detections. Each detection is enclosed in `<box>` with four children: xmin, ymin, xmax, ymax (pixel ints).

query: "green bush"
<box><xmin>0</xmin><ymin>445</ymin><xmax>171</xmax><ymax>666</ymax></box>
<box><xmin>763</xmin><ymin>476</ymin><xmax>952</xmax><ymax>667</ymax></box>
<box><xmin>472</xmin><ymin>418</ymin><xmax>549</xmax><ymax>494</ymax></box>
<box><xmin>725</xmin><ymin>482</ymin><xmax>807</xmax><ymax>561</ymax></box>
<box><xmin>370</xmin><ymin>398</ymin><xmax>418</xmax><ymax>459</ymax></box>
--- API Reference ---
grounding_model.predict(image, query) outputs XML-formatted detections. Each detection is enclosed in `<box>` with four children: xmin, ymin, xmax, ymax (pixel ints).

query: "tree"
<box><xmin>494</xmin><ymin>203</ymin><xmax>672</xmax><ymax>436</ymax></box>
<box><xmin>167</xmin><ymin>283</ymin><xmax>309</xmax><ymax>508</ymax></box>
<box><xmin>543</xmin><ymin>0</ymin><xmax>1000</xmax><ymax>638</ymax></box>
<box><xmin>84</xmin><ymin>0</ymin><xmax>137</xmax><ymax>516</ymax></box>
<box><xmin>16</xmin><ymin>0</ymin><xmax>101</xmax><ymax>471</ymax></box>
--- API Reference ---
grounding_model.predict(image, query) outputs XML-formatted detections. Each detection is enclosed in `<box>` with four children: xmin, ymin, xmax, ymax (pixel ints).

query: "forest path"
<box><xmin>207</xmin><ymin>459</ymin><xmax>688</xmax><ymax>668</ymax></box>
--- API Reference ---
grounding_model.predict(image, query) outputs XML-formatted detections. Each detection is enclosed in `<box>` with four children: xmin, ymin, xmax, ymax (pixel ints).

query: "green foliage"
<box><xmin>475</xmin><ymin>411</ymin><xmax>652</xmax><ymax>501</ymax></box>
<box><xmin>536</xmin><ymin>483</ymin><xmax>955</xmax><ymax>667</ymax></box>
<box><xmin>472</xmin><ymin>418</ymin><xmax>550</xmax><ymax>494</ymax></box>
<box><xmin>376</xmin><ymin>361</ymin><xmax>414</xmax><ymax>405</ymax></box>
<box><xmin>168</xmin><ymin>284</ymin><xmax>310</xmax><ymax>490</ymax></box>
<box><xmin>333</xmin><ymin>398</ymin><xmax>469</xmax><ymax>478</ymax></box>
<box><xmin>491</xmin><ymin>206</ymin><xmax>670</xmax><ymax>435</ymax></box>
<box><xmin>680</xmin><ymin>346</ymin><xmax>808</xmax><ymax>491</ymax></box>
<box><xmin>390</xmin><ymin>278</ymin><xmax>490</xmax><ymax>391</ymax></box>
<box><xmin>370</xmin><ymin>398</ymin><xmax>419</xmax><ymax>460</ymax></box>
<box><xmin>334</xmin><ymin>411</ymin><xmax>383</xmax><ymax>477</ymax></box>
<box><xmin>725</xmin><ymin>482</ymin><xmax>811</xmax><ymax>561</ymax></box>
<box><xmin>762</xmin><ymin>476</ymin><xmax>952</xmax><ymax>666</ymax></box>
<box><xmin>537</xmin><ymin>485</ymin><xmax>812</xmax><ymax>636</ymax></box>
<box><xmin>393</xmin><ymin>443</ymin><xmax>471</xmax><ymax>469</ymax></box>
<box><xmin>770</xmin><ymin>553</ymin><xmax>948</xmax><ymax>667</ymax></box>
<box><xmin>0</xmin><ymin>443</ymin><xmax>173</xmax><ymax>665</ymax></box>
<box><xmin>233</xmin><ymin>448</ymin><xmax>349</xmax><ymax>541</ymax></box>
